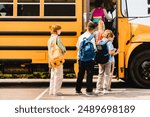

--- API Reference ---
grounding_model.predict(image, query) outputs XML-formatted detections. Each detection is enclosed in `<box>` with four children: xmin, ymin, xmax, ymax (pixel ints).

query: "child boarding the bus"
<box><xmin>95</xmin><ymin>29</ymin><xmax>118</xmax><ymax>95</ymax></box>
<box><xmin>95</xmin><ymin>20</ymin><xmax>105</xmax><ymax>44</ymax></box>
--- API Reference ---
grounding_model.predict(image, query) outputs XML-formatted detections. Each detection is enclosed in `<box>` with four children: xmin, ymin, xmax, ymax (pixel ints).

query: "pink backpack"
<box><xmin>92</xmin><ymin>8</ymin><xmax>105</xmax><ymax>22</ymax></box>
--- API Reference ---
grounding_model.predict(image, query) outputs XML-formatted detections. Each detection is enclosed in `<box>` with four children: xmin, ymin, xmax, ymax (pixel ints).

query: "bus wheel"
<box><xmin>130</xmin><ymin>49</ymin><xmax>150</xmax><ymax>88</ymax></box>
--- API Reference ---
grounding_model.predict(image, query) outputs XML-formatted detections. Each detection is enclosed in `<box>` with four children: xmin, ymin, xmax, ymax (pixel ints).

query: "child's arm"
<box><xmin>109</xmin><ymin>49</ymin><xmax>119</xmax><ymax>56</ymax></box>
<box><xmin>112</xmin><ymin>49</ymin><xmax>119</xmax><ymax>56</ymax></box>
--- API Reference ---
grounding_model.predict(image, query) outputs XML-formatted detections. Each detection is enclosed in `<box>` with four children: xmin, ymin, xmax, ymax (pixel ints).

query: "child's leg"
<box><xmin>111</xmin><ymin>62</ymin><xmax>115</xmax><ymax>76</ymax></box>
<box><xmin>49</xmin><ymin>68</ymin><xmax>54</xmax><ymax>95</ymax></box>
<box><xmin>108</xmin><ymin>62</ymin><xmax>115</xmax><ymax>90</ymax></box>
<box><xmin>103</xmin><ymin>62</ymin><xmax>111</xmax><ymax>90</ymax></box>
<box><xmin>53</xmin><ymin>65</ymin><xmax>63</xmax><ymax>95</ymax></box>
<box><xmin>96</xmin><ymin>64</ymin><xmax>105</xmax><ymax>93</ymax></box>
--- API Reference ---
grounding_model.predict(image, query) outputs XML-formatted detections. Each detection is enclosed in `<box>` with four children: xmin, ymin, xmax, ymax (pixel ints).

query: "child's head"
<box><xmin>49</xmin><ymin>24</ymin><xmax>62</xmax><ymax>35</ymax></box>
<box><xmin>87</xmin><ymin>21</ymin><xmax>96</xmax><ymax>33</ymax></box>
<box><xmin>98</xmin><ymin>20</ymin><xmax>105</xmax><ymax>32</ymax></box>
<box><xmin>95</xmin><ymin>0</ymin><xmax>104</xmax><ymax>8</ymax></box>
<box><xmin>103</xmin><ymin>29</ymin><xmax>114</xmax><ymax>41</ymax></box>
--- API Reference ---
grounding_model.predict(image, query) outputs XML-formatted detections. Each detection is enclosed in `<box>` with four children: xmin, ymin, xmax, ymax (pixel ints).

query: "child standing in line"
<box><xmin>75</xmin><ymin>21</ymin><xmax>97</xmax><ymax>96</ymax></box>
<box><xmin>95</xmin><ymin>30</ymin><xmax>118</xmax><ymax>95</ymax></box>
<box><xmin>48</xmin><ymin>24</ymin><xmax>66</xmax><ymax>96</ymax></box>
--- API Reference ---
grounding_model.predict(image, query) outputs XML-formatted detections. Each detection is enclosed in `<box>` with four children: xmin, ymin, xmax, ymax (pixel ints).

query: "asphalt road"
<box><xmin>0</xmin><ymin>79</ymin><xmax>150</xmax><ymax>100</ymax></box>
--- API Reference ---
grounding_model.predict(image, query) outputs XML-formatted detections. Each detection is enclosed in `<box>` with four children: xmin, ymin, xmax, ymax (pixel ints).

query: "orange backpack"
<box><xmin>49</xmin><ymin>37</ymin><xmax>65</xmax><ymax>68</ymax></box>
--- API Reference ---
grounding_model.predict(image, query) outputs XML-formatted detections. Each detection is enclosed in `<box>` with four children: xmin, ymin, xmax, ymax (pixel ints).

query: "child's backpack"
<box><xmin>95</xmin><ymin>41</ymin><xmax>109</xmax><ymax>64</ymax></box>
<box><xmin>79</xmin><ymin>35</ymin><xmax>96</xmax><ymax>61</ymax></box>
<box><xmin>48</xmin><ymin>37</ymin><xmax>65</xmax><ymax>68</ymax></box>
<box><xmin>92</xmin><ymin>8</ymin><xmax>105</xmax><ymax>23</ymax></box>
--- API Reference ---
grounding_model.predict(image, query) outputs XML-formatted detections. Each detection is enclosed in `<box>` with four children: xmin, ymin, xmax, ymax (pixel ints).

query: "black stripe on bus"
<box><xmin>64</xmin><ymin>59</ymin><xmax>77</xmax><ymax>64</ymax></box>
<box><xmin>0</xmin><ymin>31</ymin><xmax>77</xmax><ymax>36</ymax></box>
<box><xmin>0</xmin><ymin>46</ymin><xmax>76</xmax><ymax>50</ymax></box>
<box><xmin>0</xmin><ymin>59</ymin><xmax>77</xmax><ymax>64</ymax></box>
<box><xmin>148</xmin><ymin>8</ymin><xmax>150</xmax><ymax>14</ymax></box>
<box><xmin>0</xmin><ymin>18</ymin><xmax>77</xmax><ymax>22</ymax></box>
<box><xmin>0</xmin><ymin>59</ymin><xmax>32</xmax><ymax>64</ymax></box>
<box><xmin>148</xmin><ymin>0</ymin><xmax>150</xmax><ymax>4</ymax></box>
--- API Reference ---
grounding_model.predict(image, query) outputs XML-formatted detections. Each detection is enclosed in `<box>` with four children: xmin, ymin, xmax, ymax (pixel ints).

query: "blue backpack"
<box><xmin>79</xmin><ymin>35</ymin><xmax>96</xmax><ymax>61</ymax></box>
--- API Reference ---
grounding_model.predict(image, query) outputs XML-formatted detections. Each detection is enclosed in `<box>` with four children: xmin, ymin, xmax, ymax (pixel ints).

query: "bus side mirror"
<box><xmin>148</xmin><ymin>0</ymin><xmax>150</xmax><ymax>14</ymax></box>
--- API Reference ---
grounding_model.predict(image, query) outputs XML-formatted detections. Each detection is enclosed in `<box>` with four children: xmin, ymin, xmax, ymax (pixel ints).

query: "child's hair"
<box><xmin>95</xmin><ymin>0</ymin><xmax>104</xmax><ymax>8</ymax></box>
<box><xmin>87</xmin><ymin>21</ymin><xmax>96</xmax><ymax>31</ymax></box>
<box><xmin>103</xmin><ymin>29</ymin><xmax>114</xmax><ymax>38</ymax></box>
<box><xmin>98</xmin><ymin>20</ymin><xmax>105</xmax><ymax>31</ymax></box>
<box><xmin>49</xmin><ymin>24</ymin><xmax>61</xmax><ymax>34</ymax></box>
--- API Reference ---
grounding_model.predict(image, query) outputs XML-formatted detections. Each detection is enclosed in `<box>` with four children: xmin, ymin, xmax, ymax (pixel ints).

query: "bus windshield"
<box><xmin>121</xmin><ymin>0</ymin><xmax>150</xmax><ymax>17</ymax></box>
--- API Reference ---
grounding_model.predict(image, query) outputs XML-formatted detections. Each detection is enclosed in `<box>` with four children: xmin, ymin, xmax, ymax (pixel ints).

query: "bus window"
<box><xmin>17</xmin><ymin>0</ymin><xmax>40</xmax><ymax>16</ymax></box>
<box><xmin>121</xmin><ymin>0</ymin><xmax>128</xmax><ymax>17</ymax></box>
<box><xmin>121</xmin><ymin>0</ymin><xmax>150</xmax><ymax>17</ymax></box>
<box><xmin>126</xmin><ymin>0</ymin><xmax>149</xmax><ymax>17</ymax></box>
<box><xmin>44</xmin><ymin>0</ymin><xmax>75</xmax><ymax>16</ymax></box>
<box><xmin>0</xmin><ymin>0</ymin><xmax>13</xmax><ymax>16</ymax></box>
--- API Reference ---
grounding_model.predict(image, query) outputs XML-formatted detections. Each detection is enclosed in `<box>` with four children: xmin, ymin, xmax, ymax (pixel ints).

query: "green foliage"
<box><xmin>0</xmin><ymin>72</ymin><xmax>50</xmax><ymax>79</ymax></box>
<box><xmin>0</xmin><ymin>72</ymin><xmax>75</xmax><ymax>79</ymax></box>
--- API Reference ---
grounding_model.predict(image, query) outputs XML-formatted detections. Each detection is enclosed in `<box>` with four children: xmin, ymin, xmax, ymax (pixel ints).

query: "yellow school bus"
<box><xmin>0</xmin><ymin>0</ymin><xmax>82</xmax><ymax>76</ymax></box>
<box><xmin>117</xmin><ymin>0</ymin><xmax>150</xmax><ymax>87</ymax></box>
<box><xmin>0</xmin><ymin>0</ymin><xmax>150</xmax><ymax>88</ymax></box>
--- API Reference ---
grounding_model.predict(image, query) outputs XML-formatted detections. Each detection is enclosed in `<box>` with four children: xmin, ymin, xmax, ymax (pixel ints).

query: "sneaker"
<box><xmin>54</xmin><ymin>92</ymin><xmax>63</xmax><ymax>96</ymax></box>
<box><xmin>103</xmin><ymin>89</ymin><xmax>109</xmax><ymax>94</ymax></box>
<box><xmin>96</xmin><ymin>92</ymin><xmax>104</xmax><ymax>96</ymax></box>
<box><xmin>95</xmin><ymin>89</ymin><xmax>103</xmax><ymax>94</ymax></box>
<box><xmin>75</xmin><ymin>91</ymin><xmax>83</xmax><ymax>95</ymax></box>
<box><xmin>85</xmin><ymin>92</ymin><xmax>95</xmax><ymax>96</ymax></box>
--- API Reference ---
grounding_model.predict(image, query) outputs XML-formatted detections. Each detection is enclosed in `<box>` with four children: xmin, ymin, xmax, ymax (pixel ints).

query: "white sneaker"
<box><xmin>75</xmin><ymin>91</ymin><xmax>83</xmax><ymax>96</ymax></box>
<box><xmin>96</xmin><ymin>92</ymin><xmax>104</xmax><ymax>96</ymax></box>
<box><xmin>95</xmin><ymin>88</ymin><xmax>103</xmax><ymax>93</ymax></box>
<box><xmin>54</xmin><ymin>92</ymin><xmax>63</xmax><ymax>96</ymax></box>
<box><xmin>103</xmin><ymin>90</ymin><xmax>109</xmax><ymax>94</ymax></box>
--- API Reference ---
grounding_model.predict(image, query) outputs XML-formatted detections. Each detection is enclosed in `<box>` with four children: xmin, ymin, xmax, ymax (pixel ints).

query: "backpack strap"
<box><xmin>105</xmin><ymin>40</ymin><xmax>110</xmax><ymax>44</ymax></box>
<box><xmin>87</xmin><ymin>34</ymin><xmax>95</xmax><ymax>42</ymax></box>
<box><xmin>104</xmin><ymin>40</ymin><xmax>110</xmax><ymax>49</ymax></box>
<box><xmin>54</xmin><ymin>35</ymin><xmax>59</xmax><ymax>45</ymax></box>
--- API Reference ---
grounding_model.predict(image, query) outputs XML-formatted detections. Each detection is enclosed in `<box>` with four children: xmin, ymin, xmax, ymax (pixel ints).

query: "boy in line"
<box><xmin>75</xmin><ymin>22</ymin><xmax>97</xmax><ymax>96</ymax></box>
<box><xmin>95</xmin><ymin>30</ymin><xmax>119</xmax><ymax>95</ymax></box>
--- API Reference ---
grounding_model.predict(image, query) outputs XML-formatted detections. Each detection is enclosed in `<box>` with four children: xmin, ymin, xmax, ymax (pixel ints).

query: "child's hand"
<box><xmin>116</xmin><ymin>49</ymin><xmax>119</xmax><ymax>54</ymax></box>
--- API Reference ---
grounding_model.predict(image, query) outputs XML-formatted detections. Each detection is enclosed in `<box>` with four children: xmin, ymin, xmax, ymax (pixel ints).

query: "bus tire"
<box><xmin>129</xmin><ymin>49</ymin><xmax>150</xmax><ymax>88</ymax></box>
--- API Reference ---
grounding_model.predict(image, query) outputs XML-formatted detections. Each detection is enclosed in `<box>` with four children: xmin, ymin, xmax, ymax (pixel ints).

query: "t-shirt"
<box><xmin>101</xmin><ymin>38</ymin><xmax>114</xmax><ymax>62</ymax></box>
